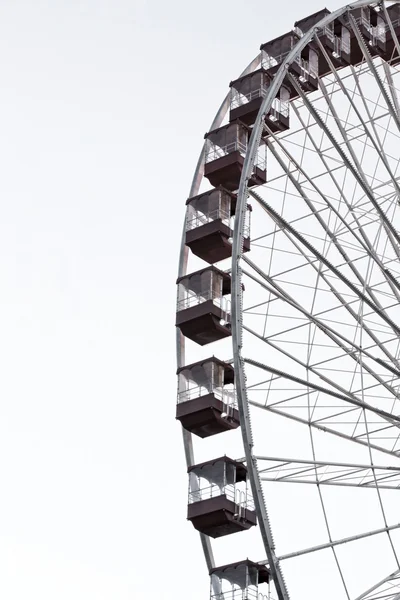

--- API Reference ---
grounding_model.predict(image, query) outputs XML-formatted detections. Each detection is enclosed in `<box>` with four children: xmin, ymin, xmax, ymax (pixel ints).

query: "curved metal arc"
<box><xmin>176</xmin><ymin>53</ymin><xmax>260</xmax><ymax>582</ymax></box>
<box><xmin>231</xmin><ymin>4</ymin><xmax>400</xmax><ymax>599</ymax></box>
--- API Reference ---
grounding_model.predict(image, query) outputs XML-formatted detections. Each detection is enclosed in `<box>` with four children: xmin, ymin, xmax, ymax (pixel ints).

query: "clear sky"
<box><xmin>0</xmin><ymin>1</ymin><xmax>355</xmax><ymax>599</ymax></box>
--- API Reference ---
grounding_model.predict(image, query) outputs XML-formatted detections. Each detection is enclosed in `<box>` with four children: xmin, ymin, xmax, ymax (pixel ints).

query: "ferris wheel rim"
<box><xmin>176</xmin><ymin>52</ymin><xmax>261</xmax><ymax>577</ymax></box>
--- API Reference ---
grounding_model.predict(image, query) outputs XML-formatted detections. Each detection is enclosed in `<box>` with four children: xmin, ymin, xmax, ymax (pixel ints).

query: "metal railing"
<box><xmin>186</xmin><ymin>207</ymin><xmax>231</xmax><ymax>231</ymax></box>
<box><xmin>230</xmin><ymin>85</ymin><xmax>269</xmax><ymax>109</ymax></box>
<box><xmin>358</xmin><ymin>12</ymin><xmax>370</xmax><ymax>30</ymax></box>
<box><xmin>270</xmin><ymin>97</ymin><xmax>290</xmax><ymax>119</ymax></box>
<box><xmin>389</xmin><ymin>18</ymin><xmax>400</xmax><ymax>30</ymax></box>
<box><xmin>342</xmin><ymin>33</ymin><xmax>350</xmax><ymax>54</ymax></box>
<box><xmin>332</xmin><ymin>36</ymin><xmax>342</xmax><ymax>59</ymax></box>
<box><xmin>255</xmin><ymin>145</ymin><xmax>267</xmax><ymax>172</ymax></box>
<box><xmin>322</xmin><ymin>25</ymin><xmax>334</xmax><ymax>42</ymax></box>
<box><xmin>373</xmin><ymin>24</ymin><xmax>386</xmax><ymax>43</ymax></box>
<box><xmin>320</xmin><ymin>25</ymin><xmax>351</xmax><ymax>56</ymax></box>
<box><xmin>211</xmin><ymin>589</ymin><xmax>273</xmax><ymax>600</ymax></box>
<box><xmin>188</xmin><ymin>482</ymin><xmax>225</xmax><ymax>503</ymax></box>
<box><xmin>355</xmin><ymin>14</ymin><xmax>386</xmax><ymax>43</ymax></box>
<box><xmin>294</xmin><ymin>54</ymin><xmax>318</xmax><ymax>82</ymax></box>
<box><xmin>177</xmin><ymin>384</ymin><xmax>237</xmax><ymax>406</ymax></box>
<box><xmin>210</xmin><ymin>587</ymin><xmax>260</xmax><ymax>600</ymax></box>
<box><xmin>186</xmin><ymin>213</ymin><xmax>250</xmax><ymax>241</ymax></box>
<box><xmin>188</xmin><ymin>482</ymin><xmax>255</xmax><ymax>511</ymax></box>
<box><xmin>261</xmin><ymin>50</ymin><xmax>291</xmax><ymax>70</ymax></box>
<box><xmin>177</xmin><ymin>290</ymin><xmax>231</xmax><ymax>315</ymax></box>
<box><xmin>206</xmin><ymin>140</ymin><xmax>247</xmax><ymax>163</ymax></box>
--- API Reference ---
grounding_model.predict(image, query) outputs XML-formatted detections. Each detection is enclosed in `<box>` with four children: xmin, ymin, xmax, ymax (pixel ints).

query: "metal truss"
<box><xmin>353</xmin><ymin>570</ymin><xmax>400</xmax><ymax>600</ymax></box>
<box><xmin>256</xmin><ymin>456</ymin><xmax>400</xmax><ymax>490</ymax></box>
<box><xmin>276</xmin><ymin>523</ymin><xmax>400</xmax><ymax>561</ymax></box>
<box><xmin>178</xmin><ymin>2</ymin><xmax>400</xmax><ymax>600</ymax></box>
<box><xmin>231</xmin><ymin>2</ymin><xmax>400</xmax><ymax>599</ymax></box>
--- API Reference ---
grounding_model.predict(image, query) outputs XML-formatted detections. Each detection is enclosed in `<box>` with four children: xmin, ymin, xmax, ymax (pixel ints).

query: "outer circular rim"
<box><xmin>176</xmin><ymin>53</ymin><xmax>261</xmax><ymax>574</ymax></box>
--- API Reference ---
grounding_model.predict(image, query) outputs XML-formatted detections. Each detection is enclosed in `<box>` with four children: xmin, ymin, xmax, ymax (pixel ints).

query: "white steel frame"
<box><xmin>177</xmin><ymin>3</ymin><xmax>400</xmax><ymax>600</ymax></box>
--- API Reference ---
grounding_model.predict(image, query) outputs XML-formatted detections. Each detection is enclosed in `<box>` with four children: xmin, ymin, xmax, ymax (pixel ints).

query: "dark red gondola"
<box><xmin>176</xmin><ymin>357</ymin><xmax>239</xmax><ymax>438</ymax></box>
<box><xmin>229</xmin><ymin>69</ymin><xmax>290</xmax><ymax>133</ymax></box>
<box><xmin>204</xmin><ymin>121</ymin><xmax>266</xmax><ymax>191</ymax></box>
<box><xmin>185</xmin><ymin>187</ymin><xmax>251</xmax><ymax>264</ymax></box>
<box><xmin>176</xmin><ymin>266</ymin><xmax>232</xmax><ymax>346</ymax></box>
<box><xmin>187</xmin><ymin>457</ymin><xmax>257</xmax><ymax>538</ymax></box>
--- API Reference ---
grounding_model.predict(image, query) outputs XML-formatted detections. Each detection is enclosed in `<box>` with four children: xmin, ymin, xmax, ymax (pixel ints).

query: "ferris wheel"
<box><xmin>175</xmin><ymin>2</ymin><xmax>400</xmax><ymax>599</ymax></box>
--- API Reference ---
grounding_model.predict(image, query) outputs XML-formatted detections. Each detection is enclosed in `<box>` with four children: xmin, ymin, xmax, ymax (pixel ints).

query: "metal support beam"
<box><xmin>276</xmin><ymin>523</ymin><xmax>400</xmax><ymax>561</ymax></box>
<box><xmin>256</xmin><ymin>455</ymin><xmax>400</xmax><ymax>490</ymax></box>
<box><xmin>354</xmin><ymin>569</ymin><xmax>400</xmax><ymax>600</ymax></box>
<box><xmin>244</xmin><ymin>356</ymin><xmax>400</xmax><ymax>427</ymax></box>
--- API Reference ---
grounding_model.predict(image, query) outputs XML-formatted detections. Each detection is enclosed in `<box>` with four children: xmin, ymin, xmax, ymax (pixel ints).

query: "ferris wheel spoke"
<box><xmin>343</xmin><ymin>202</ymin><xmax>400</xmax><ymax>565</ymax></box>
<box><xmin>353</xmin><ymin>569</ymin><xmax>400</xmax><ymax>600</ymax></box>
<box><xmin>244</xmin><ymin>344</ymin><xmax>400</xmax><ymax>452</ymax></box>
<box><xmin>294</xmin><ymin>97</ymin><xmax>399</xmax><ymax>163</ymax></box>
<box><xmin>259</xmin><ymin>402</ymin><xmax>400</xmax><ymax>458</ymax></box>
<box><xmin>253</xmin><ymin>188</ymin><xmax>381</xmax><ymax>310</ymax></box>
<box><xmin>291</xmin><ymin>100</ymin><xmax>400</xmax><ymax>279</ymax></box>
<box><xmin>248</xmin><ymin>189</ymin><xmax>400</xmax><ymax>364</ymax></box>
<box><xmin>347</xmin><ymin>68</ymin><xmax>400</xmax><ymax>269</ymax></box>
<box><xmin>244</xmin><ymin>225</ymin><xmax>400</xmax><ymax>383</ymax></box>
<box><xmin>362</xmin><ymin>409</ymin><xmax>400</xmax><ymax>569</ymax></box>
<box><xmin>243</xmin><ymin>263</ymin><xmax>376</xmax><ymax>369</ymax></box>
<box><xmin>319</xmin><ymin>76</ymin><xmax>400</xmax><ymax>257</ymax></box>
<box><xmin>256</xmin><ymin>455</ymin><xmax>400</xmax><ymax>489</ymax></box>
<box><xmin>241</xmin><ymin>260</ymin><xmax>400</xmax><ymax>443</ymax></box>
<box><xmin>348</xmin><ymin>13</ymin><xmax>400</xmax><ymax>134</ymax></box>
<box><xmin>318</xmin><ymin>80</ymin><xmax>374</xmax><ymax>190</ymax></box>
<box><xmin>274</xmin><ymin>522</ymin><xmax>400</xmax><ymax>562</ymax></box>
<box><xmin>241</xmin><ymin>269</ymin><xmax>400</xmax><ymax>409</ymax></box>
<box><xmin>315</xmin><ymin>43</ymin><xmax>391</xmax><ymax>156</ymax></box>
<box><xmin>288</xmin><ymin>71</ymin><xmax>400</xmax><ymax>264</ymax></box>
<box><xmin>265</xmin><ymin>129</ymin><xmax>394</xmax><ymax>294</ymax></box>
<box><xmin>315</xmin><ymin>34</ymin><xmax>391</xmax><ymax>148</ymax></box>
<box><xmin>263</xmin><ymin>129</ymin><xmax>400</xmax><ymax>317</ymax></box>
<box><xmin>348</xmin><ymin>63</ymin><xmax>400</xmax><ymax>191</ymax></box>
<box><xmin>244</xmin><ymin>356</ymin><xmax>400</xmax><ymax>430</ymax></box>
<box><xmin>382</xmin><ymin>61</ymin><xmax>400</xmax><ymax>118</ymax></box>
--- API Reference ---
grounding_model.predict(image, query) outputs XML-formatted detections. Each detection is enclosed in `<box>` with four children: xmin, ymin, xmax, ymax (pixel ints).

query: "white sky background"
<box><xmin>0</xmin><ymin>1</ymin><xmax>351</xmax><ymax>599</ymax></box>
